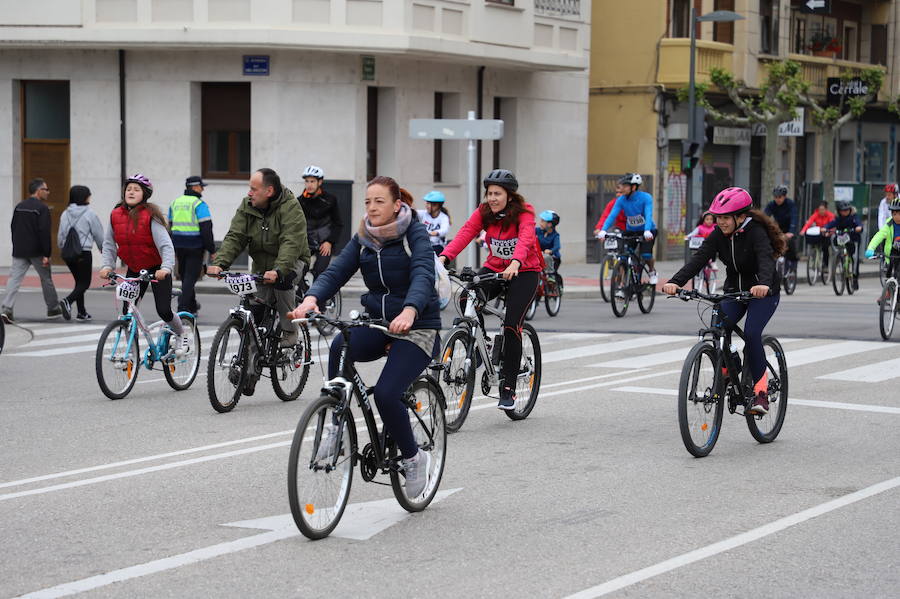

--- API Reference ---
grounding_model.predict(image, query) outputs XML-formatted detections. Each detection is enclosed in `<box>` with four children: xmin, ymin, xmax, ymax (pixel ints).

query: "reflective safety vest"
<box><xmin>170</xmin><ymin>195</ymin><xmax>202</xmax><ymax>234</ymax></box>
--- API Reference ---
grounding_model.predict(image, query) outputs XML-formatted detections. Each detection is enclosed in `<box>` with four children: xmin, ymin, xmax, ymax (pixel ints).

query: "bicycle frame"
<box><xmin>615</xmin><ymin>236</ymin><xmax>648</xmax><ymax>296</ymax></box>
<box><xmin>697</xmin><ymin>304</ymin><xmax>751</xmax><ymax>413</ymax></box>
<box><xmin>109</xmin><ymin>275</ymin><xmax>187</xmax><ymax>370</ymax></box>
<box><xmin>450</xmin><ymin>276</ymin><xmax>506</xmax><ymax>390</ymax></box>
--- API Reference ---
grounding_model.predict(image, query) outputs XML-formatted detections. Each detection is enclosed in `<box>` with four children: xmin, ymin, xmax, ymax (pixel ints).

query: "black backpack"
<box><xmin>61</xmin><ymin>211</ymin><xmax>87</xmax><ymax>262</ymax></box>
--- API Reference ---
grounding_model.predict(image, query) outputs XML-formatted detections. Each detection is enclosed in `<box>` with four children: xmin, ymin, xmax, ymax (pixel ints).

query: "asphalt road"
<box><xmin>2</xmin><ymin>281</ymin><xmax>899</xmax><ymax>598</ymax></box>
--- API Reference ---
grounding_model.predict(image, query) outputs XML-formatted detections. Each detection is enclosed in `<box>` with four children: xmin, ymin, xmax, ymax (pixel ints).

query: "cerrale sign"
<box><xmin>827</xmin><ymin>77</ymin><xmax>871</xmax><ymax>105</ymax></box>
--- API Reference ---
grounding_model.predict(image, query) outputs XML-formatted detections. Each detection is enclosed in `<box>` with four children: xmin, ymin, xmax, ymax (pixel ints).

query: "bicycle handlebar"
<box><xmin>106</xmin><ymin>270</ymin><xmax>156</xmax><ymax>284</ymax></box>
<box><xmin>446</xmin><ymin>267</ymin><xmax>505</xmax><ymax>285</ymax></box>
<box><xmin>208</xmin><ymin>271</ymin><xmax>267</xmax><ymax>282</ymax></box>
<box><xmin>292</xmin><ymin>311</ymin><xmax>390</xmax><ymax>333</ymax></box>
<box><xmin>671</xmin><ymin>288</ymin><xmax>757</xmax><ymax>303</ymax></box>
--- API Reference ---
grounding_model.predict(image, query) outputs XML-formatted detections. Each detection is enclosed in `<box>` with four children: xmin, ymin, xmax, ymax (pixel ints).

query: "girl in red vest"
<box><xmin>100</xmin><ymin>174</ymin><xmax>188</xmax><ymax>353</ymax></box>
<box><xmin>439</xmin><ymin>169</ymin><xmax>541</xmax><ymax>411</ymax></box>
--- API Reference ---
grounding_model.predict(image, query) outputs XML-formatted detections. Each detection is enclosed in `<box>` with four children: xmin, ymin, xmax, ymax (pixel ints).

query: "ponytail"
<box><xmin>399</xmin><ymin>188</ymin><xmax>414</xmax><ymax>208</ymax></box>
<box><xmin>746</xmin><ymin>209</ymin><xmax>787</xmax><ymax>257</ymax></box>
<box><xmin>440</xmin><ymin>205</ymin><xmax>452</xmax><ymax>225</ymax></box>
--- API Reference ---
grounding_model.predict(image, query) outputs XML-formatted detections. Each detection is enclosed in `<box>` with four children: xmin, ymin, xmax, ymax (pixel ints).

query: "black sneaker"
<box><xmin>498</xmin><ymin>386</ymin><xmax>516</xmax><ymax>411</ymax></box>
<box><xmin>47</xmin><ymin>307</ymin><xmax>63</xmax><ymax>320</ymax></box>
<box><xmin>0</xmin><ymin>309</ymin><xmax>13</xmax><ymax>324</ymax></box>
<box><xmin>59</xmin><ymin>299</ymin><xmax>72</xmax><ymax>321</ymax></box>
<box><xmin>76</xmin><ymin>312</ymin><xmax>92</xmax><ymax>321</ymax></box>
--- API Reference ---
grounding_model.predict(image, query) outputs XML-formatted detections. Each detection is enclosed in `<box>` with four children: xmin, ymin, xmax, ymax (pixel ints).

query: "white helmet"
<box><xmin>302</xmin><ymin>165</ymin><xmax>324</xmax><ymax>179</ymax></box>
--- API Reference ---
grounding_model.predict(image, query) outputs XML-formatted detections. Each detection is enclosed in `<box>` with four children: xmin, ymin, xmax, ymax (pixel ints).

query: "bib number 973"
<box><xmin>116</xmin><ymin>281</ymin><xmax>141</xmax><ymax>303</ymax></box>
<box><xmin>226</xmin><ymin>274</ymin><xmax>257</xmax><ymax>296</ymax></box>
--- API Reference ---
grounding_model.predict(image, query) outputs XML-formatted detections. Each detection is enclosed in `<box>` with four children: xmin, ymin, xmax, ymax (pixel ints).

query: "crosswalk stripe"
<box><xmin>817</xmin><ymin>358</ymin><xmax>900</xmax><ymax>383</ymax></box>
<box><xmin>8</xmin><ymin>329</ymin><xmax>218</xmax><ymax>357</ymax></box>
<box><xmin>31</xmin><ymin>325</ymin><xmax>104</xmax><ymax>336</ymax></box>
<box><xmin>543</xmin><ymin>335</ymin><xmax>686</xmax><ymax>364</ymax></box>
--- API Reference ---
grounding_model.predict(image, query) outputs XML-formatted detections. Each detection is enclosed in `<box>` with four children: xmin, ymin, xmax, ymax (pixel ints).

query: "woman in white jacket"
<box><xmin>417</xmin><ymin>190</ymin><xmax>451</xmax><ymax>255</ymax></box>
<box><xmin>57</xmin><ymin>185</ymin><xmax>104</xmax><ymax>320</ymax></box>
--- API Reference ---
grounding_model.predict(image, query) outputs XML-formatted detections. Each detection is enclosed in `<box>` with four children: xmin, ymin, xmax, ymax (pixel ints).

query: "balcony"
<box><xmin>534</xmin><ymin>0</ymin><xmax>581</xmax><ymax>17</ymax></box>
<box><xmin>657</xmin><ymin>39</ymin><xmax>735</xmax><ymax>88</ymax></box>
<box><xmin>760</xmin><ymin>54</ymin><xmax>887</xmax><ymax>100</ymax></box>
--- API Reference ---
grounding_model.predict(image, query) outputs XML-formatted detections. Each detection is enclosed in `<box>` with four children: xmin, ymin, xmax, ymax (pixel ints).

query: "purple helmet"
<box><xmin>708</xmin><ymin>187</ymin><xmax>752</xmax><ymax>216</ymax></box>
<box><xmin>124</xmin><ymin>173</ymin><xmax>153</xmax><ymax>200</ymax></box>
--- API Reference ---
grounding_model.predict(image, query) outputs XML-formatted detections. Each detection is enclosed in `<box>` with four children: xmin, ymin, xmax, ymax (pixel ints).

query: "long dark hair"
<box><xmin>745</xmin><ymin>208</ymin><xmax>787</xmax><ymax>257</ymax></box>
<box><xmin>427</xmin><ymin>202</ymin><xmax>452</xmax><ymax>225</ymax></box>
<box><xmin>478</xmin><ymin>189</ymin><xmax>532</xmax><ymax>229</ymax></box>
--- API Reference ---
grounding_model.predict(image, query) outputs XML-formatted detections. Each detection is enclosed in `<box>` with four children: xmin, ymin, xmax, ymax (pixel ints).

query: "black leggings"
<box><xmin>64</xmin><ymin>251</ymin><xmax>93</xmax><ymax>314</ymax></box>
<box><xmin>175</xmin><ymin>247</ymin><xmax>204</xmax><ymax>313</ymax></box>
<box><xmin>477</xmin><ymin>268</ymin><xmax>540</xmax><ymax>389</ymax></box>
<box><xmin>124</xmin><ymin>267</ymin><xmax>175</xmax><ymax>322</ymax></box>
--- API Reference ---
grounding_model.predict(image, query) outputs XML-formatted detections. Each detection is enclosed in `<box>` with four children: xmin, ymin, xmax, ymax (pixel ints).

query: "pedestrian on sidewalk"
<box><xmin>57</xmin><ymin>185</ymin><xmax>104</xmax><ymax>321</ymax></box>
<box><xmin>169</xmin><ymin>176</ymin><xmax>215</xmax><ymax>315</ymax></box>
<box><xmin>1</xmin><ymin>178</ymin><xmax>62</xmax><ymax>322</ymax></box>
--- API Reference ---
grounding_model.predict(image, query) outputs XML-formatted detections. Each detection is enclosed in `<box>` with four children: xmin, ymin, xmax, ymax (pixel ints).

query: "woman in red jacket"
<box><xmin>438</xmin><ymin>169</ymin><xmax>541</xmax><ymax>410</ymax></box>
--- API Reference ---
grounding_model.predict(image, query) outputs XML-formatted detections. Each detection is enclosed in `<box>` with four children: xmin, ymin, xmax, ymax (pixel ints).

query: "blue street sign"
<box><xmin>243</xmin><ymin>55</ymin><xmax>270</xmax><ymax>76</ymax></box>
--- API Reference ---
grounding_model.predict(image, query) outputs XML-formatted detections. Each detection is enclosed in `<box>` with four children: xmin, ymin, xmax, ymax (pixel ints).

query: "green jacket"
<box><xmin>214</xmin><ymin>187</ymin><xmax>310</xmax><ymax>275</ymax></box>
<box><xmin>867</xmin><ymin>220</ymin><xmax>899</xmax><ymax>262</ymax></box>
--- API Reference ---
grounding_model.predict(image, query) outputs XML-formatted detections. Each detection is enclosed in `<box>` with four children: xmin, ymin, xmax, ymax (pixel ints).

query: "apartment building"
<box><xmin>589</xmin><ymin>0</ymin><xmax>899</xmax><ymax>260</ymax></box>
<box><xmin>0</xmin><ymin>0</ymin><xmax>590</xmax><ymax>267</ymax></box>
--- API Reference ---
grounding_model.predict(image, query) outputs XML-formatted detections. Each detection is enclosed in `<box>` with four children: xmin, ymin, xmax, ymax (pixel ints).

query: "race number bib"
<box><xmin>116</xmin><ymin>281</ymin><xmax>141</xmax><ymax>303</ymax></box>
<box><xmin>836</xmin><ymin>233</ymin><xmax>851</xmax><ymax>245</ymax></box>
<box><xmin>604</xmin><ymin>238</ymin><xmax>619</xmax><ymax>250</ymax></box>
<box><xmin>225</xmin><ymin>274</ymin><xmax>257</xmax><ymax>296</ymax></box>
<box><xmin>688</xmin><ymin>236</ymin><xmax>704</xmax><ymax>249</ymax></box>
<box><xmin>489</xmin><ymin>237</ymin><xmax>517</xmax><ymax>260</ymax></box>
<box><xmin>626</xmin><ymin>214</ymin><xmax>645</xmax><ymax>228</ymax></box>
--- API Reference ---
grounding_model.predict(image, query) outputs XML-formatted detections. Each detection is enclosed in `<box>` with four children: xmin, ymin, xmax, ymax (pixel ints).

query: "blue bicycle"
<box><xmin>95</xmin><ymin>270</ymin><xmax>201</xmax><ymax>399</ymax></box>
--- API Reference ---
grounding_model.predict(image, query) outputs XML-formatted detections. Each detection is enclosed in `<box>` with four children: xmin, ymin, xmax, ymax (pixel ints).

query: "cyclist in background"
<box><xmin>800</xmin><ymin>201</ymin><xmax>835</xmax><ymax>270</ymax></box>
<box><xmin>298</xmin><ymin>165</ymin><xmax>343</xmax><ymax>281</ymax></box>
<box><xmin>662</xmin><ymin>187</ymin><xmax>784</xmax><ymax>415</ymax></box>
<box><xmin>878</xmin><ymin>184</ymin><xmax>898</xmax><ymax>227</ymax></box>
<box><xmin>537</xmin><ymin>209</ymin><xmax>561</xmax><ymax>272</ymax></box>
<box><xmin>764</xmin><ymin>185</ymin><xmax>797</xmax><ymax>271</ymax></box>
<box><xmin>823</xmin><ymin>199</ymin><xmax>862</xmax><ymax>290</ymax></box>
<box><xmin>417</xmin><ymin>190</ymin><xmax>451</xmax><ymax>255</ymax></box>
<box><xmin>595</xmin><ymin>173</ymin><xmax>658</xmax><ymax>284</ymax></box>
<box><xmin>438</xmin><ymin>169</ymin><xmax>542</xmax><ymax>411</ymax></box>
<box><xmin>865</xmin><ymin>198</ymin><xmax>900</xmax><ymax>283</ymax></box>
<box><xmin>687</xmin><ymin>212</ymin><xmax>716</xmax><ymax>239</ymax></box>
<box><xmin>594</xmin><ymin>181</ymin><xmax>627</xmax><ymax>235</ymax></box>
<box><xmin>290</xmin><ymin>175</ymin><xmax>440</xmax><ymax>498</ymax></box>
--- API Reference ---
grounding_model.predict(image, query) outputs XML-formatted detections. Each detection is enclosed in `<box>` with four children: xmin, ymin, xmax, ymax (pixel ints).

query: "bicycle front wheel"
<box><xmin>610</xmin><ymin>263</ymin><xmax>630</xmax><ymax>317</ymax></box>
<box><xmin>163</xmin><ymin>314</ymin><xmax>201</xmax><ymax>391</ymax></box>
<box><xmin>831</xmin><ymin>257</ymin><xmax>845</xmax><ymax>296</ymax></box>
<box><xmin>207</xmin><ymin>317</ymin><xmax>246</xmax><ymax>413</ymax></box>
<box><xmin>746</xmin><ymin>336</ymin><xmax>788</xmax><ymax>443</ymax></box>
<box><xmin>637</xmin><ymin>267</ymin><xmax>656</xmax><ymax>314</ymax></box>
<box><xmin>783</xmin><ymin>262</ymin><xmax>797</xmax><ymax>295</ymax></box>
<box><xmin>677</xmin><ymin>342</ymin><xmax>724</xmax><ymax>457</ymax></box>
<box><xmin>845</xmin><ymin>257</ymin><xmax>856</xmax><ymax>295</ymax></box>
<box><xmin>806</xmin><ymin>248</ymin><xmax>819</xmax><ymax>285</ymax></box>
<box><xmin>438</xmin><ymin>328</ymin><xmax>476</xmax><ymax>433</ymax></box>
<box><xmin>271</xmin><ymin>322</ymin><xmax>312</xmax><ymax>401</ymax></box>
<box><xmin>96</xmin><ymin>320</ymin><xmax>140</xmax><ymax>400</ymax></box>
<box><xmin>545</xmin><ymin>273</ymin><xmax>562</xmax><ymax>317</ymax></box>
<box><xmin>288</xmin><ymin>395</ymin><xmax>355</xmax><ymax>540</ymax></box>
<box><xmin>879</xmin><ymin>279</ymin><xmax>898</xmax><ymax>340</ymax></box>
<box><xmin>391</xmin><ymin>377</ymin><xmax>447</xmax><ymax>512</ymax></box>
<box><xmin>599</xmin><ymin>256</ymin><xmax>614</xmax><ymax>303</ymax></box>
<box><xmin>505</xmin><ymin>323</ymin><xmax>541</xmax><ymax>421</ymax></box>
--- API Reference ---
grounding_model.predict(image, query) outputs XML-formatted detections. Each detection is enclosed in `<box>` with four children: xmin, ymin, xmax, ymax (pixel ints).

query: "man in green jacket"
<box><xmin>208</xmin><ymin>168</ymin><xmax>310</xmax><ymax>350</ymax></box>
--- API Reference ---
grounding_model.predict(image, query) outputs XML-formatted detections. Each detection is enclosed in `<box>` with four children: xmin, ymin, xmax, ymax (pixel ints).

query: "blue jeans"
<box><xmin>720</xmin><ymin>294</ymin><xmax>780</xmax><ymax>384</ymax></box>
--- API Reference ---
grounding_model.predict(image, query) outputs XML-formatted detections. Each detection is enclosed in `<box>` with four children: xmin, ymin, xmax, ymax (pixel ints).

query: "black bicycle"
<box><xmin>287</xmin><ymin>311</ymin><xmax>446</xmax><ymax>540</ymax></box>
<box><xmin>672</xmin><ymin>289</ymin><xmax>788</xmax><ymax>457</ymax></box>
<box><xmin>605</xmin><ymin>231</ymin><xmax>655</xmax><ymax>317</ymax></box>
<box><xmin>207</xmin><ymin>272</ymin><xmax>312</xmax><ymax>412</ymax></box>
<box><xmin>437</xmin><ymin>268</ymin><xmax>542</xmax><ymax>432</ymax></box>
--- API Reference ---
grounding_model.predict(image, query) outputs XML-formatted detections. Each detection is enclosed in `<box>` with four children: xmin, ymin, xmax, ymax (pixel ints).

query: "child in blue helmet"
<box><xmin>537</xmin><ymin>209</ymin><xmax>561</xmax><ymax>272</ymax></box>
<box><xmin>417</xmin><ymin>190</ymin><xmax>451</xmax><ymax>255</ymax></box>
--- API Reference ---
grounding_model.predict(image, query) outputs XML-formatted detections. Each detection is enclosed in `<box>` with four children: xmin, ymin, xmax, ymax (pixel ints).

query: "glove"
<box><xmin>865</xmin><ymin>249</ymin><xmax>875</xmax><ymax>259</ymax></box>
<box><xmin>643</xmin><ymin>230</ymin><xmax>654</xmax><ymax>241</ymax></box>
<box><xmin>596</xmin><ymin>230</ymin><xmax>607</xmax><ymax>240</ymax></box>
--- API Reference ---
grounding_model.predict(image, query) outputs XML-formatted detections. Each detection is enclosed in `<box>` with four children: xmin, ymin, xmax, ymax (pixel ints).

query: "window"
<box><xmin>486</xmin><ymin>0</ymin><xmax>514</xmax><ymax>5</ymax></box>
<box><xmin>202</xmin><ymin>83</ymin><xmax>250</xmax><ymax>179</ymax></box>
<box><xmin>712</xmin><ymin>0</ymin><xmax>734</xmax><ymax>44</ymax></box>
<box><xmin>434</xmin><ymin>92</ymin><xmax>443</xmax><ymax>182</ymax></box>
<box><xmin>871</xmin><ymin>24</ymin><xmax>887</xmax><ymax>66</ymax></box>
<box><xmin>366</xmin><ymin>87</ymin><xmax>378</xmax><ymax>182</ymax></box>
<box><xmin>670</xmin><ymin>0</ymin><xmax>690</xmax><ymax>38</ymax></box>
<box><xmin>842</xmin><ymin>24</ymin><xmax>857</xmax><ymax>61</ymax></box>
<box><xmin>760</xmin><ymin>0</ymin><xmax>779</xmax><ymax>55</ymax></box>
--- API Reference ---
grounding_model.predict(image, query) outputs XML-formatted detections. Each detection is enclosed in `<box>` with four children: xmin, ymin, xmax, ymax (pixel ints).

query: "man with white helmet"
<box><xmin>298</xmin><ymin>165</ymin><xmax>343</xmax><ymax>281</ymax></box>
<box><xmin>596</xmin><ymin>173</ymin><xmax>658</xmax><ymax>283</ymax></box>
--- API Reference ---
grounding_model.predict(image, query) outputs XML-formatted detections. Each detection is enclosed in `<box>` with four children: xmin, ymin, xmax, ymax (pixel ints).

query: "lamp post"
<box><xmin>684</xmin><ymin>9</ymin><xmax>744</xmax><ymax>261</ymax></box>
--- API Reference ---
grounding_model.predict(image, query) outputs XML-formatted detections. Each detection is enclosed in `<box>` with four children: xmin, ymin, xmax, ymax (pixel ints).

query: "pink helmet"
<box><xmin>124</xmin><ymin>173</ymin><xmax>153</xmax><ymax>200</ymax></box>
<box><xmin>708</xmin><ymin>187</ymin><xmax>752</xmax><ymax>216</ymax></box>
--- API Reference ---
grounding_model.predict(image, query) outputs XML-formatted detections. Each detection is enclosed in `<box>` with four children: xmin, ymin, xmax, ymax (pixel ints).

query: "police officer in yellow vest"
<box><xmin>169</xmin><ymin>176</ymin><xmax>216</xmax><ymax>314</ymax></box>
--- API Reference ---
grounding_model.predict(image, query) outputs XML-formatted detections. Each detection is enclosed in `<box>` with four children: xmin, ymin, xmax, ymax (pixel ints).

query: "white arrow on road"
<box><xmin>806</xmin><ymin>0</ymin><xmax>825</xmax><ymax>9</ymax></box>
<box><xmin>16</xmin><ymin>488</ymin><xmax>462</xmax><ymax>599</ymax></box>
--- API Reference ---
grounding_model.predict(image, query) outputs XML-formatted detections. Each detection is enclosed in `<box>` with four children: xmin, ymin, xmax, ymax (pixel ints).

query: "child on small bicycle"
<box><xmin>537</xmin><ymin>209</ymin><xmax>561</xmax><ymax>272</ymax></box>
<box><xmin>800</xmin><ymin>201</ymin><xmax>835</xmax><ymax>269</ymax></box>
<box><xmin>865</xmin><ymin>198</ymin><xmax>900</xmax><ymax>283</ymax></box>
<box><xmin>823</xmin><ymin>199</ymin><xmax>862</xmax><ymax>290</ymax></box>
<box><xmin>686</xmin><ymin>212</ymin><xmax>716</xmax><ymax>240</ymax></box>
<box><xmin>99</xmin><ymin>174</ymin><xmax>188</xmax><ymax>353</ymax></box>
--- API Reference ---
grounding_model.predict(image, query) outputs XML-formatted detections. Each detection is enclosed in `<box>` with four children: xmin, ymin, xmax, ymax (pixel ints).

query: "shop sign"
<box><xmin>750</xmin><ymin>108</ymin><xmax>805</xmax><ymax>137</ymax></box>
<box><xmin>827</xmin><ymin>77</ymin><xmax>870</xmax><ymax>105</ymax></box>
<box><xmin>713</xmin><ymin>126</ymin><xmax>751</xmax><ymax>146</ymax></box>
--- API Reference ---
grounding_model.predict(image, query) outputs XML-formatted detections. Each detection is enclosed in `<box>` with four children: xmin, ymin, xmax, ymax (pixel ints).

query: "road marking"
<box><xmin>817</xmin><ymin>358</ymin><xmax>900</xmax><ymax>383</ymax></box>
<box><xmin>563</xmin><ymin>474</ymin><xmax>900</xmax><ymax>599</ymax></box>
<box><xmin>30</xmin><ymin>324</ymin><xmax>104</xmax><ymax>336</ymax></box>
<box><xmin>12</xmin><ymin>490</ymin><xmax>461</xmax><ymax>599</ymax></box>
<box><xmin>613</xmin><ymin>386</ymin><xmax>900</xmax><ymax>414</ymax></box>
<box><xmin>11</xmin><ymin>329</ymin><xmax>214</xmax><ymax>357</ymax></box>
<box><xmin>543</xmin><ymin>335</ymin><xmax>685</xmax><ymax>364</ymax></box>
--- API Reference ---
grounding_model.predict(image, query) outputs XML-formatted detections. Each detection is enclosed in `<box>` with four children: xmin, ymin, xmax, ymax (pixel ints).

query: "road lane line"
<box><xmin>817</xmin><ymin>358</ymin><xmax>900</xmax><ymax>383</ymax></box>
<box><xmin>563</xmin><ymin>474</ymin><xmax>900</xmax><ymax>599</ymax></box>
<box><xmin>30</xmin><ymin>325</ymin><xmax>104</xmax><ymax>336</ymax></box>
<box><xmin>543</xmin><ymin>335</ymin><xmax>685</xmax><ymax>364</ymax></box>
<box><xmin>9</xmin><ymin>329</ymin><xmax>218</xmax><ymax>357</ymax></box>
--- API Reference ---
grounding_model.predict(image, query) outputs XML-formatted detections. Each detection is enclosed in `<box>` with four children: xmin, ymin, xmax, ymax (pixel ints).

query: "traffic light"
<box><xmin>681</xmin><ymin>140</ymin><xmax>701</xmax><ymax>174</ymax></box>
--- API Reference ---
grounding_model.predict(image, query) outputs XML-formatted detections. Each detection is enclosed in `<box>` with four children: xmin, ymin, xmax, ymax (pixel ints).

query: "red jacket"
<box><xmin>441</xmin><ymin>203</ymin><xmax>542</xmax><ymax>272</ymax></box>
<box><xmin>110</xmin><ymin>205</ymin><xmax>162</xmax><ymax>271</ymax></box>
<box><xmin>799</xmin><ymin>210</ymin><xmax>835</xmax><ymax>234</ymax></box>
<box><xmin>595</xmin><ymin>198</ymin><xmax>627</xmax><ymax>231</ymax></box>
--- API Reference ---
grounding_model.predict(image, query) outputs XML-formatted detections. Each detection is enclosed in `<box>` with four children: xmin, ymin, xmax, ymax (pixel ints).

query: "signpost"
<box><xmin>410</xmin><ymin>113</ymin><xmax>504</xmax><ymax>267</ymax></box>
<box><xmin>242</xmin><ymin>55</ymin><xmax>269</xmax><ymax>76</ymax></box>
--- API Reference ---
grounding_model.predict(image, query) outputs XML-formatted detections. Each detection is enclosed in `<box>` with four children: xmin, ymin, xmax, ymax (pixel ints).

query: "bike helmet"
<box><xmin>423</xmin><ymin>190</ymin><xmax>445</xmax><ymax>204</ymax></box>
<box><xmin>618</xmin><ymin>173</ymin><xmax>643</xmax><ymax>186</ymax></box>
<box><xmin>539</xmin><ymin>210</ymin><xmax>560</xmax><ymax>226</ymax></box>
<box><xmin>888</xmin><ymin>198</ymin><xmax>900</xmax><ymax>211</ymax></box>
<box><xmin>835</xmin><ymin>199</ymin><xmax>852</xmax><ymax>211</ymax></box>
<box><xmin>483</xmin><ymin>169</ymin><xmax>519</xmax><ymax>192</ymax></box>
<box><xmin>772</xmin><ymin>185</ymin><xmax>788</xmax><ymax>197</ymax></box>
<box><xmin>124</xmin><ymin>173</ymin><xmax>153</xmax><ymax>200</ymax></box>
<box><xmin>302</xmin><ymin>165</ymin><xmax>324</xmax><ymax>179</ymax></box>
<box><xmin>708</xmin><ymin>187</ymin><xmax>752</xmax><ymax>215</ymax></box>
<box><xmin>885</xmin><ymin>183</ymin><xmax>899</xmax><ymax>194</ymax></box>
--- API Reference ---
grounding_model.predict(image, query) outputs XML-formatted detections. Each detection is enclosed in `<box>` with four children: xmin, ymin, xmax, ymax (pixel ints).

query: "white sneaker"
<box><xmin>648</xmin><ymin>271</ymin><xmax>659</xmax><ymax>285</ymax></box>
<box><xmin>175</xmin><ymin>333</ymin><xmax>191</xmax><ymax>356</ymax></box>
<box><xmin>402</xmin><ymin>449</ymin><xmax>430</xmax><ymax>498</ymax></box>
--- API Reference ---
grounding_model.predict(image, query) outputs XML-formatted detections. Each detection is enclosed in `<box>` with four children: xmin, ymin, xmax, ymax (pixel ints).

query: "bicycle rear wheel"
<box><xmin>746</xmin><ymin>336</ymin><xmax>788</xmax><ymax>443</ymax></box>
<box><xmin>437</xmin><ymin>328</ymin><xmax>476</xmax><ymax>433</ymax></box>
<box><xmin>783</xmin><ymin>262</ymin><xmax>797</xmax><ymax>295</ymax></box>
<box><xmin>288</xmin><ymin>395</ymin><xmax>355</xmax><ymax>540</ymax></box>
<box><xmin>806</xmin><ymin>248</ymin><xmax>820</xmax><ymax>285</ymax></box>
<box><xmin>163</xmin><ymin>314</ymin><xmax>201</xmax><ymax>391</ymax></box>
<box><xmin>505</xmin><ymin>323</ymin><xmax>541</xmax><ymax>421</ymax></box>
<box><xmin>545</xmin><ymin>273</ymin><xmax>562</xmax><ymax>317</ymax></box>
<box><xmin>271</xmin><ymin>322</ymin><xmax>312</xmax><ymax>401</ymax></box>
<box><xmin>207</xmin><ymin>317</ymin><xmax>246</xmax><ymax>413</ymax></box>
<box><xmin>599</xmin><ymin>256</ymin><xmax>614</xmax><ymax>303</ymax></box>
<box><xmin>610</xmin><ymin>263</ymin><xmax>630</xmax><ymax>317</ymax></box>
<box><xmin>879</xmin><ymin>279</ymin><xmax>897</xmax><ymax>340</ymax></box>
<box><xmin>391</xmin><ymin>377</ymin><xmax>447</xmax><ymax>512</ymax></box>
<box><xmin>831</xmin><ymin>257</ymin><xmax>845</xmax><ymax>295</ymax></box>
<box><xmin>525</xmin><ymin>297</ymin><xmax>538</xmax><ymax>321</ymax></box>
<box><xmin>96</xmin><ymin>320</ymin><xmax>140</xmax><ymax>399</ymax></box>
<box><xmin>677</xmin><ymin>342</ymin><xmax>724</xmax><ymax>457</ymax></box>
<box><xmin>637</xmin><ymin>266</ymin><xmax>656</xmax><ymax>314</ymax></box>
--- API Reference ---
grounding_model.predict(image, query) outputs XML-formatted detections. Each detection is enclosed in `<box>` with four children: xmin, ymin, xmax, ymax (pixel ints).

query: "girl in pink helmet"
<box><xmin>662</xmin><ymin>187</ymin><xmax>787</xmax><ymax>415</ymax></box>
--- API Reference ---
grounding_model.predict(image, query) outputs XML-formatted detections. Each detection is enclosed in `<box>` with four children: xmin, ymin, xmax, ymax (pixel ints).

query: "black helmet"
<box><xmin>772</xmin><ymin>185</ymin><xmax>788</xmax><ymax>197</ymax></box>
<box><xmin>483</xmin><ymin>169</ymin><xmax>519</xmax><ymax>193</ymax></box>
<box><xmin>835</xmin><ymin>199</ymin><xmax>852</xmax><ymax>211</ymax></box>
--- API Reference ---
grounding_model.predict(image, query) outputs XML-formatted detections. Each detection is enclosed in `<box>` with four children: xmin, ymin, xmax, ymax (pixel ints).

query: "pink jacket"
<box><xmin>441</xmin><ymin>204</ymin><xmax>542</xmax><ymax>273</ymax></box>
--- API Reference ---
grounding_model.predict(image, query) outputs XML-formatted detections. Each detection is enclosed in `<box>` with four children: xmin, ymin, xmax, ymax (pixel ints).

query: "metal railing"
<box><xmin>534</xmin><ymin>0</ymin><xmax>580</xmax><ymax>17</ymax></box>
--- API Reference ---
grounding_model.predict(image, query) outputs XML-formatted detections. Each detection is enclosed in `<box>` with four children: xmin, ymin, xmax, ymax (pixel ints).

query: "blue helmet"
<box><xmin>539</xmin><ymin>210</ymin><xmax>560</xmax><ymax>226</ymax></box>
<box><xmin>423</xmin><ymin>190</ymin><xmax>445</xmax><ymax>204</ymax></box>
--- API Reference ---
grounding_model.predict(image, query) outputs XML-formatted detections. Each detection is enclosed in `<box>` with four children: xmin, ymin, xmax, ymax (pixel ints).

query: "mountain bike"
<box><xmin>296</xmin><ymin>259</ymin><xmax>341</xmax><ymax>336</ymax></box>
<box><xmin>804</xmin><ymin>228</ymin><xmax>829</xmax><ymax>285</ymax></box>
<box><xmin>436</xmin><ymin>268</ymin><xmax>541</xmax><ymax>433</ymax></box>
<box><xmin>525</xmin><ymin>261</ymin><xmax>563</xmax><ymax>320</ymax></box>
<box><xmin>287</xmin><ymin>311</ymin><xmax>446</xmax><ymax>540</ymax></box>
<box><xmin>671</xmin><ymin>289</ymin><xmax>788</xmax><ymax>458</ymax></box>
<box><xmin>605</xmin><ymin>231</ymin><xmax>655</xmax><ymax>317</ymax></box>
<box><xmin>871</xmin><ymin>253</ymin><xmax>899</xmax><ymax>341</ymax></box>
<box><xmin>829</xmin><ymin>229</ymin><xmax>857</xmax><ymax>296</ymax></box>
<box><xmin>207</xmin><ymin>272</ymin><xmax>312</xmax><ymax>413</ymax></box>
<box><xmin>95</xmin><ymin>271</ymin><xmax>201</xmax><ymax>400</ymax></box>
<box><xmin>686</xmin><ymin>236</ymin><xmax>717</xmax><ymax>294</ymax></box>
